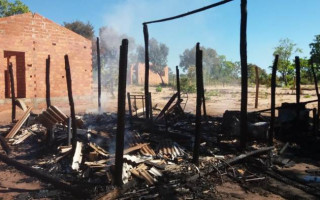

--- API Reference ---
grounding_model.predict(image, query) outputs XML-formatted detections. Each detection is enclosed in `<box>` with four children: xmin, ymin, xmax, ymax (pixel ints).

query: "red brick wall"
<box><xmin>128</xmin><ymin>63</ymin><xmax>169</xmax><ymax>85</ymax></box>
<box><xmin>0</xmin><ymin>13</ymin><xmax>92</xmax><ymax>108</ymax></box>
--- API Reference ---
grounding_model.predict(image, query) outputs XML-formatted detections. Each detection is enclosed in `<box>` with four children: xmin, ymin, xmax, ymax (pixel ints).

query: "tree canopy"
<box><xmin>179</xmin><ymin>45</ymin><xmax>240</xmax><ymax>85</ymax></box>
<box><xmin>137</xmin><ymin>38</ymin><xmax>169</xmax><ymax>85</ymax></box>
<box><xmin>310</xmin><ymin>34</ymin><xmax>320</xmax><ymax>66</ymax></box>
<box><xmin>0</xmin><ymin>0</ymin><xmax>29</xmax><ymax>17</ymax></box>
<box><xmin>63</xmin><ymin>20</ymin><xmax>94</xmax><ymax>39</ymax></box>
<box><xmin>273</xmin><ymin>38</ymin><xmax>302</xmax><ymax>86</ymax></box>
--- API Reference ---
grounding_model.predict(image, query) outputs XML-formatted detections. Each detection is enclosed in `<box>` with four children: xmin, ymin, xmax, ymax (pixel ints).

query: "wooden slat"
<box><xmin>6</xmin><ymin>107</ymin><xmax>32</xmax><ymax>138</ymax></box>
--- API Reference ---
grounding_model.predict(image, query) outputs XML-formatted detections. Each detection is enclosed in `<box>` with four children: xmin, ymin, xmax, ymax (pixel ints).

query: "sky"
<box><xmin>24</xmin><ymin>0</ymin><xmax>320</xmax><ymax>73</ymax></box>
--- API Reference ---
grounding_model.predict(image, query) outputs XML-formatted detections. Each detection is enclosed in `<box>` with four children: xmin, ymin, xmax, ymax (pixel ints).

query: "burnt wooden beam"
<box><xmin>200</xmin><ymin>52</ymin><xmax>207</xmax><ymax>119</ymax></box>
<box><xmin>97</xmin><ymin>37</ymin><xmax>102</xmax><ymax>112</ymax></box>
<box><xmin>144</xmin><ymin>0</ymin><xmax>234</xmax><ymax>24</ymax></box>
<box><xmin>176</xmin><ymin>66</ymin><xmax>181</xmax><ymax>102</ymax></box>
<box><xmin>193</xmin><ymin>43</ymin><xmax>202</xmax><ymax>165</ymax></box>
<box><xmin>295</xmin><ymin>56</ymin><xmax>301</xmax><ymax>104</ymax></box>
<box><xmin>269</xmin><ymin>55</ymin><xmax>279</xmax><ymax>146</ymax></box>
<box><xmin>188</xmin><ymin>146</ymin><xmax>274</xmax><ymax>182</ymax></box>
<box><xmin>115</xmin><ymin>39</ymin><xmax>129</xmax><ymax>187</ymax></box>
<box><xmin>8</xmin><ymin>63</ymin><xmax>15</xmax><ymax>122</ymax></box>
<box><xmin>127</xmin><ymin>92</ymin><xmax>132</xmax><ymax>118</ymax></box>
<box><xmin>143</xmin><ymin>24</ymin><xmax>150</xmax><ymax>119</ymax></box>
<box><xmin>155</xmin><ymin>92</ymin><xmax>178</xmax><ymax>121</ymax></box>
<box><xmin>64</xmin><ymin>55</ymin><xmax>77</xmax><ymax>151</ymax></box>
<box><xmin>255</xmin><ymin>66</ymin><xmax>259</xmax><ymax>108</ymax></box>
<box><xmin>0</xmin><ymin>153</ymin><xmax>84</xmax><ymax>197</ymax></box>
<box><xmin>46</xmin><ymin>55</ymin><xmax>51</xmax><ymax>108</ymax></box>
<box><xmin>240</xmin><ymin>0</ymin><xmax>248</xmax><ymax>149</ymax></box>
<box><xmin>311</xmin><ymin>58</ymin><xmax>320</xmax><ymax>119</ymax></box>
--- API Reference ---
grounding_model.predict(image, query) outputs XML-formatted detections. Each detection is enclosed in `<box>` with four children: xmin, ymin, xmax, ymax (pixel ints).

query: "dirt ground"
<box><xmin>0</xmin><ymin>84</ymin><xmax>319</xmax><ymax>199</ymax></box>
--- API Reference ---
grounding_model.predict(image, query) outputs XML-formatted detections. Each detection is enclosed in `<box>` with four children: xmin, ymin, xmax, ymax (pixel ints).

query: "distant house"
<box><xmin>127</xmin><ymin>63</ymin><xmax>169</xmax><ymax>85</ymax></box>
<box><xmin>0</xmin><ymin>13</ymin><xmax>92</xmax><ymax>110</ymax></box>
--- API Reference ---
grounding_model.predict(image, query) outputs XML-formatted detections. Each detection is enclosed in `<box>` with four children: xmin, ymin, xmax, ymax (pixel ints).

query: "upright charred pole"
<box><xmin>176</xmin><ymin>66</ymin><xmax>181</xmax><ymax>102</ymax></box>
<box><xmin>311</xmin><ymin>57</ymin><xmax>320</xmax><ymax>119</ymax></box>
<box><xmin>8</xmin><ymin>63</ymin><xmax>15</xmax><ymax>122</ymax></box>
<box><xmin>193</xmin><ymin>43</ymin><xmax>202</xmax><ymax>165</ymax></box>
<box><xmin>97</xmin><ymin>37</ymin><xmax>102</xmax><ymax>112</ymax></box>
<box><xmin>255</xmin><ymin>66</ymin><xmax>259</xmax><ymax>108</ymax></box>
<box><xmin>240</xmin><ymin>0</ymin><xmax>248</xmax><ymax>149</ymax></box>
<box><xmin>295</xmin><ymin>56</ymin><xmax>301</xmax><ymax>104</ymax></box>
<box><xmin>46</xmin><ymin>55</ymin><xmax>51</xmax><ymax>108</ymax></box>
<box><xmin>115</xmin><ymin>39</ymin><xmax>129</xmax><ymax>186</ymax></box>
<box><xmin>269</xmin><ymin>55</ymin><xmax>279</xmax><ymax>146</ymax></box>
<box><xmin>143</xmin><ymin>24</ymin><xmax>150</xmax><ymax>119</ymax></box>
<box><xmin>64</xmin><ymin>55</ymin><xmax>77</xmax><ymax>151</ymax></box>
<box><xmin>200</xmin><ymin>60</ymin><xmax>207</xmax><ymax>118</ymax></box>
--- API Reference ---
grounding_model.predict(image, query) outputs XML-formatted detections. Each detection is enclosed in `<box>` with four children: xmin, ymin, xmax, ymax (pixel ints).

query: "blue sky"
<box><xmin>24</xmin><ymin>0</ymin><xmax>320</xmax><ymax>72</ymax></box>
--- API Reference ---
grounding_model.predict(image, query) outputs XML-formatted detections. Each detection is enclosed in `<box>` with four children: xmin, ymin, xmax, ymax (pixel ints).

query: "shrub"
<box><xmin>156</xmin><ymin>86</ymin><xmax>162</xmax><ymax>92</ymax></box>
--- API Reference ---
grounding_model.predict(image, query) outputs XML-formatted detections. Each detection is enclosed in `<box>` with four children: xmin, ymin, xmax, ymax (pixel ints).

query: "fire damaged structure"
<box><xmin>0</xmin><ymin>12</ymin><xmax>92</xmax><ymax>110</ymax></box>
<box><xmin>1</xmin><ymin>1</ymin><xmax>320</xmax><ymax>199</ymax></box>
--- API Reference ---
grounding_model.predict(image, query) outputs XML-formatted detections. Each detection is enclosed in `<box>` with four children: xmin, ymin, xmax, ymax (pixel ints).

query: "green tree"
<box><xmin>63</xmin><ymin>21</ymin><xmax>94</xmax><ymax>39</ymax></box>
<box><xmin>137</xmin><ymin>38</ymin><xmax>169</xmax><ymax>85</ymax></box>
<box><xmin>273</xmin><ymin>38</ymin><xmax>302</xmax><ymax>86</ymax></box>
<box><xmin>310</xmin><ymin>35</ymin><xmax>320</xmax><ymax>67</ymax></box>
<box><xmin>179</xmin><ymin>45</ymin><xmax>240</xmax><ymax>85</ymax></box>
<box><xmin>0</xmin><ymin>0</ymin><xmax>29</xmax><ymax>17</ymax></box>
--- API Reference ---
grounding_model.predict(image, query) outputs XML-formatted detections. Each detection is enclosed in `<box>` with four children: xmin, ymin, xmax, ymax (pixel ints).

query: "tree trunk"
<box><xmin>157</xmin><ymin>73</ymin><xmax>165</xmax><ymax>85</ymax></box>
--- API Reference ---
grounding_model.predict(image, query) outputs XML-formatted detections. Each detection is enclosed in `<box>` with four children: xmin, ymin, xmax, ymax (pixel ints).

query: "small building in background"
<box><xmin>0</xmin><ymin>12</ymin><xmax>92</xmax><ymax>110</ymax></box>
<box><xmin>128</xmin><ymin>63</ymin><xmax>169</xmax><ymax>85</ymax></box>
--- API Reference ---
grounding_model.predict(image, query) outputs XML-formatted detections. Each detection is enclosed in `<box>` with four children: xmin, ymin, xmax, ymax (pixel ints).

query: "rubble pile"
<box><xmin>1</xmin><ymin>104</ymin><xmax>320</xmax><ymax>199</ymax></box>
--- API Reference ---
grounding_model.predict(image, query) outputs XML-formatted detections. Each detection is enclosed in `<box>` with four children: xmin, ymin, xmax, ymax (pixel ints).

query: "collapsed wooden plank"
<box><xmin>155</xmin><ymin>92</ymin><xmax>178</xmax><ymax>120</ymax></box>
<box><xmin>12</xmin><ymin>130</ymin><xmax>33</xmax><ymax>145</ymax></box>
<box><xmin>49</xmin><ymin>105</ymin><xmax>68</xmax><ymax>122</ymax></box>
<box><xmin>72</xmin><ymin>141</ymin><xmax>83</xmax><ymax>171</ymax></box>
<box><xmin>187</xmin><ymin>146</ymin><xmax>274</xmax><ymax>182</ymax></box>
<box><xmin>0</xmin><ymin>153</ymin><xmax>84</xmax><ymax>197</ymax></box>
<box><xmin>6</xmin><ymin>107</ymin><xmax>32</xmax><ymax>139</ymax></box>
<box><xmin>89</xmin><ymin>142</ymin><xmax>109</xmax><ymax>157</ymax></box>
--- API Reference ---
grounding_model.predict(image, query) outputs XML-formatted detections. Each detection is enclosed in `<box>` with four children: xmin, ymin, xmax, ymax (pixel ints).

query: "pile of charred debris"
<box><xmin>1</xmin><ymin>88</ymin><xmax>320</xmax><ymax>199</ymax></box>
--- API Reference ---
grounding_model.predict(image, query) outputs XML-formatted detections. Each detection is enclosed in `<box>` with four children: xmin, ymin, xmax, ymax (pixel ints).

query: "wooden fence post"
<box><xmin>240</xmin><ymin>0</ymin><xmax>248</xmax><ymax>149</ymax></box>
<box><xmin>269</xmin><ymin>55</ymin><xmax>279</xmax><ymax>146</ymax></box>
<box><xmin>115</xmin><ymin>39</ymin><xmax>129</xmax><ymax>186</ymax></box>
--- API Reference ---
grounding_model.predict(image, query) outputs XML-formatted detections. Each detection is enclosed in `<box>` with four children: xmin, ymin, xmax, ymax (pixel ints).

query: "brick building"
<box><xmin>127</xmin><ymin>63</ymin><xmax>169</xmax><ymax>85</ymax></box>
<box><xmin>0</xmin><ymin>13</ymin><xmax>92</xmax><ymax>110</ymax></box>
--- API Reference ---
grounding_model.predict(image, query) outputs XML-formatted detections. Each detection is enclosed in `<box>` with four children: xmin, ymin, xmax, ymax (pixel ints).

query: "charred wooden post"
<box><xmin>255</xmin><ymin>66</ymin><xmax>259</xmax><ymax>108</ymax></box>
<box><xmin>269</xmin><ymin>55</ymin><xmax>279</xmax><ymax>146</ymax></box>
<box><xmin>8</xmin><ymin>63</ymin><xmax>15</xmax><ymax>122</ymax></box>
<box><xmin>176</xmin><ymin>66</ymin><xmax>181</xmax><ymax>101</ymax></box>
<box><xmin>295</xmin><ymin>56</ymin><xmax>301</xmax><ymax>104</ymax></box>
<box><xmin>64</xmin><ymin>55</ymin><xmax>77</xmax><ymax>151</ymax></box>
<box><xmin>240</xmin><ymin>0</ymin><xmax>248</xmax><ymax>149</ymax></box>
<box><xmin>311</xmin><ymin>58</ymin><xmax>320</xmax><ymax>119</ymax></box>
<box><xmin>46</xmin><ymin>55</ymin><xmax>51</xmax><ymax>108</ymax></box>
<box><xmin>313</xmin><ymin>108</ymin><xmax>318</xmax><ymax>136</ymax></box>
<box><xmin>193</xmin><ymin>43</ymin><xmax>202</xmax><ymax>165</ymax></box>
<box><xmin>149</xmin><ymin>92</ymin><xmax>153</xmax><ymax>119</ymax></box>
<box><xmin>115</xmin><ymin>39</ymin><xmax>129</xmax><ymax>187</ymax></box>
<box><xmin>143</xmin><ymin>24</ymin><xmax>150</xmax><ymax>119</ymax></box>
<box><xmin>97</xmin><ymin>37</ymin><xmax>102</xmax><ymax>112</ymax></box>
<box><xmin>200</xmin><ymin>52</ymin><xmax>207</xmax><ymax>118</ymax></box>
<box><xmin>127</xmin><ymin>92</ymin><xmax>132</xmax><ymax>118</ymax></box>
